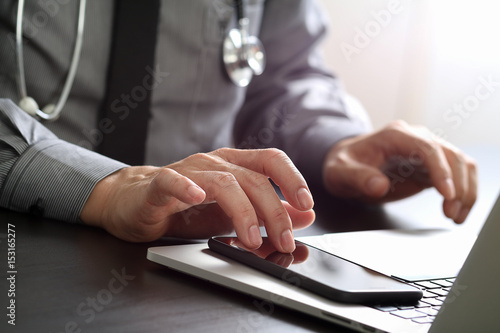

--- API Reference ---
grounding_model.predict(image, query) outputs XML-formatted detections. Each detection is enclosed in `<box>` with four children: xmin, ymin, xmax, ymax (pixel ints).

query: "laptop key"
<box><xmin>397</xmin><ymin>305</ymin><xmax>415</xmax><ymax>310</ymax></box>
<box><xmin>415</xmin><ymin>281</ymin><xmax>441</xmax><ymax>289</ymax></box>
<box><xmin>414</xmin><ymin>301</ymin><xmax>432</xmax><ymax>308</ymax></box>
<box><xmin>416</xmin><ymin>307</ymin><xmax>440</xmax><ymax>316</ymax></box>
<box><xmin>372</xmin><ymin>305</ymin><xmax>398</xmax><ymax>312</ymax></box>
<box><xmin>412</xmin><ymin>316</ymin><xmax>435</xmax><ymax>324</ymax></box>
<box><xmin>390</xmin><ymin>309</ymin><xmax>427</xmax><ymax>319</ymax></box>
<box><xmin>421</xmin><ymin>298</ymin><xmax>443</xmax><ymax>306</ymax></box>
<box><xmin>422</xmin><ymin>290</ymin><xmax>439</xmax><ymax>298</ymax></box>
<box><xmin>432</xmin><ymin>279</ymin><xmax>454</xmax><ymax>288</ymax></box>
<box><xmin>429</xmin><ymin>288</ymin><xmax>449</xmax><ymax>297</ymax></box>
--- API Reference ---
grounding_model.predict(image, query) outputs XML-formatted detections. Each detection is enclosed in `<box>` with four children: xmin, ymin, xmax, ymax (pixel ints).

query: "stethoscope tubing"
<box><xmin>16</xmin><ymin>0</ymin><xmax>263</xmax><ymax>120</ymax></box>
<box><xmin>16</xmin><ymin>0</ymin><xmax>86</xmax><ymax>120</ymax></box>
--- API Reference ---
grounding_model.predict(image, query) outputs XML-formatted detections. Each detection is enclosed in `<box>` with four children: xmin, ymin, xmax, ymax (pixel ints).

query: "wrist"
<box><xmin>80</xmin><ymin>168</ymin><xmax>124</xmax><ymax>228</ymax></box>
<box><xmin>322</xmin><ymin>137</ymin><xmax>353</xmax><ymax>194</ymax></box>
<box><xmin>80</xmin><ymin>166</ymin><xmax>160</xmax><ymax>226</ymax></box>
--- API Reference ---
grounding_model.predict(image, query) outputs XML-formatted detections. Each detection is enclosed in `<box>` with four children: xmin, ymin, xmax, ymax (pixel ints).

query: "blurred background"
<box><xmin>318</xmin><ymin>0</ymin><xmax>500</xmax><ymax>147</ymax></box>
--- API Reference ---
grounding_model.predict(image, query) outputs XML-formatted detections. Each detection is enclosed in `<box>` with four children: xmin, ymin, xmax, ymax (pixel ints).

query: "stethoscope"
<box><xmin>16</xmin><ymin>0</ymin><xmax>265</xmax><ymax>121</ymax></box>
<box><xmin>223</xmin><ymin>0</ymin><xmax>266</xmax><ymax>87</ymax></box>
<box><xmin>16</xmin><ymin>0</ymin><xmax>86</xmax><ymax>120</ymax></box>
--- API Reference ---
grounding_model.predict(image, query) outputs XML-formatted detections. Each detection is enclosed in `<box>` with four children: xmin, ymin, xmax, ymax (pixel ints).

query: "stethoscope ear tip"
<box><xmin>18</xmin><ymin>97</ymin><xmax>59</xmax><ymax>120</ymax></box>
<box><xmin>19</xmin><ymin>96</ymin><xmax>39</xmax><ymax>116</ymax></box>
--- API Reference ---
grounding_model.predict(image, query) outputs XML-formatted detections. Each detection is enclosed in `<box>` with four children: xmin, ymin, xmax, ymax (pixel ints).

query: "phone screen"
<box><xmin>209</xmin><ymin>237</ymin><xmax>422</xmax><ymax>304</ymax></box>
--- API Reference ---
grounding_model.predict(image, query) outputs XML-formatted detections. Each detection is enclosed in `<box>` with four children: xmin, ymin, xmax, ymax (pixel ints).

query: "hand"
<box><xmin>80</xmin><ymin>148</ymin><xmax>315</xmax><ymax>253</ymax></box>
<box><xmin>322</xmin><ymin>121</ymin><xmax>477</xmax><ymax>223</ymax></box>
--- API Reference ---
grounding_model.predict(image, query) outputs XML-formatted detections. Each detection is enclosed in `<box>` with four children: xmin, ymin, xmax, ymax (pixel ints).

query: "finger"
<box><xmin>455</xmin><ymin>157</ymin><xmax>478</xmax><ymax>223</ymax></box>
<box><xmin>229</xmin><ymin>168</ymin><xmax>296</xmax><ymax>253</ymax></box>
<box><xmin>194</xmin><ymin>171</ymin><xmax>262</xmax><ymax>250</ymax></box>
<box><xmin>384</xmin><ymin>124</ymin><xmax>456</xmax><ymax>200</ymax></box>
<box><xmin>441</xmin><ymin>147</ymin><xmax>468</xmax><ymax>221</ymax></box>
<box><xmin>281</xmin><ymin>201</ymin><xmax>315</xmax><ymax>230</ymax></box>
<box><xmin>213</xmin><ymin>148</ymin><xmax>314</xmax><ymax>211</ymax></box>
<box><xmin>147</xmin><ymin>168</ymin><xmax>206</xmax><ymax>209</ymax></box>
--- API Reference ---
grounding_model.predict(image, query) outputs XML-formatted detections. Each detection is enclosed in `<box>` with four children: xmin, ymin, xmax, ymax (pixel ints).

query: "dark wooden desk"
<box><xmin>1</xmin><ymin>145</ymin><xmax>498</xmax><ymax>333</ymax></box>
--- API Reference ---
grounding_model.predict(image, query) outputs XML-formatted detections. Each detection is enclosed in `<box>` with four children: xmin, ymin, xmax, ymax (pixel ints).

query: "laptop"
<box><xmin>147</xmin><ymin>193</ymin><xmax>500</xmax><ymax>333</ymax></box>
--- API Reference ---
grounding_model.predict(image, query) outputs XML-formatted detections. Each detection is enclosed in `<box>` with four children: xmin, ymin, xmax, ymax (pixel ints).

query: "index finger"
<box><xmin>212</xmin><ymin>148</ymin><xmax>314</xmax><ymax>211</ymax></box>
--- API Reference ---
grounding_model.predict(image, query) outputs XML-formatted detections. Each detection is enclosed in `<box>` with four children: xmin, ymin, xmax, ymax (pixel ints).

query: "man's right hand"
<box><xmin>80</xmin><ymin>148</ymin><xmax>315</xmax><ymax>253</ymax></box>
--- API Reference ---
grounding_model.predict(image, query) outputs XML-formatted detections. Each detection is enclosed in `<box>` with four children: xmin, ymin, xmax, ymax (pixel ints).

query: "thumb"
<box><xmin>325</xmin><ymin>159</ymin><xmax>390</xmax><ymax>199</ymax></box>
<box><xmin>148</xmin><ymin>168</ymin><xmax>206</xmax><ymax>209</ymax></box>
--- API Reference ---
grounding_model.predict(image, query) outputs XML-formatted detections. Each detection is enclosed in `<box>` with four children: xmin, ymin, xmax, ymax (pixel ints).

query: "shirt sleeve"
<box><xmin>233</xmin><ymin>0</ymin><xmax>372</xmax><ymax>190</ymax></box>
<box><xmin>0</xmin><ymin>99</ymin><xmax>127</xmax><ymax>222</ymax></box>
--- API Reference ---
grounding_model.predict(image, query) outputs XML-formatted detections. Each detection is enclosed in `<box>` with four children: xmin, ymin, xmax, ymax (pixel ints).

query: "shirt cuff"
<box><xmin>293</xmin><ymin>116</ymin><xmax>368</xmax><ymax>192</ymax></box>
<box><xmin>0</xmin><ymin>138</ymin><xmax>127</xmax><ymax>222</ymax></box>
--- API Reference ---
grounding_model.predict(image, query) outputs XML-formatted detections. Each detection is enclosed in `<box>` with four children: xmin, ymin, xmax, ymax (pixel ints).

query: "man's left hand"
<box><xmin>322</xmin><ymin>120</ymin><xmax>477</xmax><ymax>224</ymax></box>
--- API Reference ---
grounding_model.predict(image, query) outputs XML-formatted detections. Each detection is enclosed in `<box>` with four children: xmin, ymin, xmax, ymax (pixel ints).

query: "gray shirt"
<box><xmin>0</xmin><ymin>0</ymin><xmax>371</xmax><ymax>223</ymax></box>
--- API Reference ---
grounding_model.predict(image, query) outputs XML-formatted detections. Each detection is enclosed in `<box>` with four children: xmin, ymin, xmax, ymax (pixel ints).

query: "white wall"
<box><xmin>318</xmin><ymin>0</ymin><xmax>500</xmax><ymax>147</ymax></box>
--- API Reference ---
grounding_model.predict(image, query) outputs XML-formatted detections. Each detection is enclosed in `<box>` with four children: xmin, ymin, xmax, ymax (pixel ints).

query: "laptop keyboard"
<box><xmin>371</xmin><ymin>278</ymin><xmax>456</xmax><ymax>325</ymax></box>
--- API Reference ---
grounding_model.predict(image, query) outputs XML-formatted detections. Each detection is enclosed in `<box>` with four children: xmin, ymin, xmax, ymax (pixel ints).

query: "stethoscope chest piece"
<box><xmin>223</xmin><ymin>3</ymin><xmax>266</xmax><ymax>87</ymax></box>
<box><xmin>223</xmin><ymin>27</ymin><xmax>265</xmax><ymax>87</ymax></box>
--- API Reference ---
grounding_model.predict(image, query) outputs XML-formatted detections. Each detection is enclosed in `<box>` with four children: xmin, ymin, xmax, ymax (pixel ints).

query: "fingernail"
<box><xmin>455</xmin><ymin>208</ymin><xmax>470</xmax><ymax>224</ymax></box>
<box><xmin>367</xmin><ymin>176</ymin><xmax>388</xmax><ymax>196</ymax></box>
<box><xmin>248</xmin><ymin>225</ymin><xmax>262</xmax><ymax>248</ymax></box>
<box><xmin>187</xmin><ymin>185</ymin><xmax>205</xmax><ymax>201</ymax></box>
<box><xmin>448</xmin><ymin>200</ymin><xmax>462</xmax><ymax>220</ymax></box>
<box><xmin>297</xmin><ymin>187</ymin><xmax>314</xmax><ymax>210</ymax></box>
<box><xmin>441</xmin><ymin>178</ymin><xmax>456</xmax><ymax>200</ymax></box>
<box><xmin>280</xmin><ymin>229</ymin><xmax>295</xmax><ymax>253</ymax></box>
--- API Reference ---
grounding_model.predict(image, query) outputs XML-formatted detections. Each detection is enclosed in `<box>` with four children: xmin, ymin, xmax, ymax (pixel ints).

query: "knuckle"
<box><xmin>189</xmin><ymin>152</ymin><xmax>212</xmax><ymax>162</ymax></box>
<box><xmin>264</xmin><ymin>148</ymin><xmax>292</xmax><ymax>166</ymax></box>
<box><xmin>247</xmin><ymin>173</ymin><xmax>272</xmax><ymax>191</ymax></box>
<box><xmin>238</xmin><ymin>205</ymin><xmax>256</xmax><ymax>222</ymax></box>
<box><xmin>154</xmin><ymin>168</ymin><xmax>179</xmax><ymax>187</ymax></box>
<box><xmin>186</xmin><ymin>152</ymin><xmax>225</xmax><ymax>169</ymax></box>
<box><xmin>383</xmin><ymin>122</ymin><xmax>409</xmax><ymax>139</ymax></box>
<box><xmin>418</xmin><ymin>138</ymin><xmax>440</xmax><ymax>155</ymax></box>
<box><xmin>269</xmin><ymin>206</ymin><xmax>289</xmax><ymax>222</ymax></box>
<box><xmin>213</xmin><ymin>171</ymin><xmax>238</xmax><ymax>189</ymax></box>
<box><xmin>466</xmin><ymin>157</ymin><xmax>478</xmax><ymax>172</ymax></box>
<box><xmin>386</xmin><ymin>119</ymin><xmax>409</xmax><ymax>131</ymax></box>
<box><xmin>452</xmin><ymin>151</ymin><xmax>467</xmax><ymax>167</ymax></box>
<box><xmin>211</xmin><ymin>147</ymin><xmax>234</xmax><ymax>160</ymax></box>
<box><xmin>214</xmin><ymin>147</ymin><xmax>233</xmax><ymax>155</ymax></box>
<box><xmin>265</xmin><ymin>147</ymin><xmax>287</xmax><ymax>159</ymax></box>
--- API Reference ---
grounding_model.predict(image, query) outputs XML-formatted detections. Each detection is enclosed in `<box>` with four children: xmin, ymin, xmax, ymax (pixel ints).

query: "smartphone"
<box><xmin>208</xmin><ymin>236</ymin><xmax>422</xmax><ymax>305</ymax></box>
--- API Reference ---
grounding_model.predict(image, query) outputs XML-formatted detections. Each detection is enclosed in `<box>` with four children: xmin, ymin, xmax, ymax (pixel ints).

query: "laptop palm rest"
<box><xmin>297</xmin><ymin>228</ymin><xmax>476</xmax><ymax>282</ymax></box>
